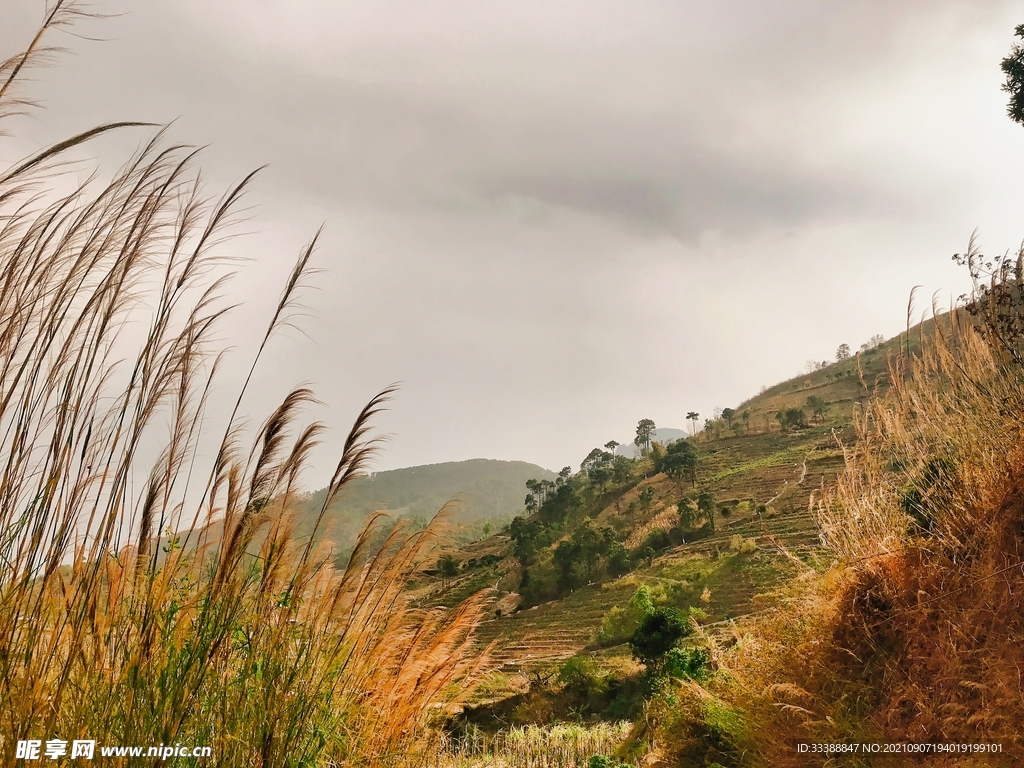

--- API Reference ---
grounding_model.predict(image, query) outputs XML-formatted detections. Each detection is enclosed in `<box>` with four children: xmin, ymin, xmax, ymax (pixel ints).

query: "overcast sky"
<box><xmin>3</xmin><ymin>0</ymin><xmax>1024</xmax><ymax>483</ymax></box>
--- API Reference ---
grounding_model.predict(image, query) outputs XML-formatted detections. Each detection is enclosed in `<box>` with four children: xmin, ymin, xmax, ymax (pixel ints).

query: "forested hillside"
<box><xmin>292</xmin><ymin>459</ymin><xmax>556</xmax><ymax>561</ymax></box>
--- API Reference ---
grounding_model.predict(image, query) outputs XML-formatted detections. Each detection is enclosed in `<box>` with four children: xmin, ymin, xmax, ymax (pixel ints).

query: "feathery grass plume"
<box><xmin>0</xmin><ymin>10</ymin><xmax>492</xmax><ymax>766</ymax></box>
<box><xmin>0</xmin><ymin>1</ymin><xmax>106</xmax><ymax>128</ymax></box>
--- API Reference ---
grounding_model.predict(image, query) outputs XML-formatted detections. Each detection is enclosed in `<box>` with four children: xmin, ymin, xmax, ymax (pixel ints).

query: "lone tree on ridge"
<box><xmin>635</xmin><ymin>419</ymin><xmax>656</xmax><ymax>456</ymax></box>
<box><xmin>686</xmin><ymin>411</ymin><xmax>700</xmax><ymax>436</ymax></box>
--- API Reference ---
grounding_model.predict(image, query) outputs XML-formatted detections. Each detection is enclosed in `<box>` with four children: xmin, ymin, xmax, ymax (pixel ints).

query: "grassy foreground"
<box><xmin>0</xmin><ymin>6</ymin><xmax>490</xmax><ymax>766</ymax></box>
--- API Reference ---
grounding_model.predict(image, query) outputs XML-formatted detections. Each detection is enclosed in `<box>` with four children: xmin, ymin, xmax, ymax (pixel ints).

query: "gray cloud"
<box><xmin>16</xmin><ymin>0</ymin><xmax>973</xmax><ymax>238</ymax></box>
<box><xmin>2</xmin><ymin>0</ymin><xmax>1023</xmax><ymax>477</ymax></box>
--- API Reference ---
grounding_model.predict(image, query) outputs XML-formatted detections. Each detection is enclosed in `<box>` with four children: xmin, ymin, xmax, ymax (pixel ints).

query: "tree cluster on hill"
<box><xmin>579</xmin><ymin>447</ymin><xmax>632</xmax><ymax>488</ymax></box>
<box><xmin>860</xmin><ymin>333</ymin><xmax>886</xmax><ymax>352</ymax></box>
<box><xmin>805</xmin><ymin>395</ymin><xmax>830</xmax><ymax>424</ymax></box>
<box><xmin>553</xmin><ymin>520</ymin><xmax>631</xmax><ymax>590</ymax></box>
<box><xmin>807</xmin><ymin>335</ymin><xmax>886</xmax><ymax>374</ymax></box>
<box><xmin>775</xmin><ymin>406</ymin><xmax>807</xmax><ymax>432</ymax></box>
<box><xmin>509</xmin><ymin>516</ymin><xmax>553</xmax><ymax>565</ymax></box>
<box><xmin>504</xmin><ymin>423</ymin><xmax>717</xmax><ymax>604</ymax></box>
<box><xmin>510</xmin><ymin>425</ymin><xmax>677</xmax><ymax>603</ymax></box>
<box><xmin>689</xmin><ymin>407</ymin><xmax>754</xmax><ymax>440</ymax></box>
<box><xmin>634</xmin><ymin>419</ymin><xmax>656</xmax><ymax>456</ymax></box>
<box><xmin>654</xmin><ymin>438</ymin><xmax>699</xmax><ymax>487</ymax></box>
<box><xmin>523</xmin><ymin>468</ymin><xmax>578</xmax><ymax>522</ymax></box>
<box><xmin>676</xmin><ymin>491</ymin><xmax>718</xmax><ymax>536</ymax></box>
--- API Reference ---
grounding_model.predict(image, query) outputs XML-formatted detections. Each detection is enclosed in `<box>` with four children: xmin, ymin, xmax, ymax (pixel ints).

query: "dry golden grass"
<box><xmin>0</xmin><ymin>6</ymin><xmax>491</xmax><ymax>765</ymax></box>
<box><xmin>623</xmin><ymin>507</ymin><xmax>677</xmax><ymax>550</ymax></box>
<box><xmin>425</xmin><ymin>722</ymin><xmax>633</xmax><ymax>768</ymax></box>
<box><xmin>650</xmin><ymin>272</ymin><xmax>1024</xmax><ymax>764</ymax></box>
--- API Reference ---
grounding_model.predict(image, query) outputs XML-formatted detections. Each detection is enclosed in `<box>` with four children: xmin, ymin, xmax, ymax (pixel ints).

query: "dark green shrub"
<box><xmin>662</xmin><ymin>646</ymin><xmax>711</xmax><ymax>680</ymax></box>
<box><xmin>588</xmin><ymin>756</ymin><xmax>635</xmax><ymax>768</ymax></box>
<box><xmin>558</xmin><ymin>655</ymin><xmax>607</xmax><ymax>697</ymax></box>
<box><xmin>685</xmin><ymin>524</ymin><xmax>714</xmax><ymax>543</ymax></box>
<box><xmin>643</xmin><ymin>529</ymin><xmax>672</xmax><ymax>552</ymax></box>
<box><xmin>519</xmin><ymin>561</ymin><xmax>559</xmax><ymax>605</ymax></box>
<box><xmin>629</xmin><ymin>607</ymin><xmax>689</xmax><ymax>671</ymax></box>
<box><xmin>607</xmin><ymin>542</ymin><xmax>632</xmax><ymax>576</ymax></box>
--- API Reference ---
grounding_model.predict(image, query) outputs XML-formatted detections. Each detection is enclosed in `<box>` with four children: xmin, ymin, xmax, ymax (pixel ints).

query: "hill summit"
<box><xmin>290</xmin><ymin>458</ymin><xmax>556</xmax><ymax>559</ymax></box>
<box><xmin>614</xmin><ymin>428</ymin><xmax>689</xmax><ymax>457</ymax></box>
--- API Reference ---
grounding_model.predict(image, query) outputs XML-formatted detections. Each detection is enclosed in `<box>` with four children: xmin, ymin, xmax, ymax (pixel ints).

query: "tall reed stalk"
<box><xmin>0</xmin><ymin>5</ymin><xmax>490</xmax><ymax>765</ymax></box>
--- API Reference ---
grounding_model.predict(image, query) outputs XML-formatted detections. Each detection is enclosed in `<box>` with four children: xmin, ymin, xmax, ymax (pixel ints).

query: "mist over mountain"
<box><xmin>291</xmin><ymin>458</ymin><xmax>556</xmax><ymax>555</ymax></box>
<box><xmin>614</xmin><ymin>427</ymin><xmax>689</xmax><ymax>458</ymax></box>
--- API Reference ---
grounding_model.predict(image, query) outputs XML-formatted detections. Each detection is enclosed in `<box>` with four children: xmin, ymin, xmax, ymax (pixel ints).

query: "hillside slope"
<box><xmin>418</xmin><ymin>329</ymin><xmax>918</xmax><ymax>729</ymax></box>
<box><xmin>293</xmin><ymin>459</ymin><xmax>556</xmax><ymax>557</ymax></box>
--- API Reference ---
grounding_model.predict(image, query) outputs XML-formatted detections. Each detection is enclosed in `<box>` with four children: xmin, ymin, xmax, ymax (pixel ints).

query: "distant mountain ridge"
<box><xmin>614</xmin><ymin>427</ymin><xmax>689</xmax><ymax>458</ymax></box>
<box><xmin>291</xmin><ymin>458</ymin><xmax>557</xmax><ymax>554</ymax></box>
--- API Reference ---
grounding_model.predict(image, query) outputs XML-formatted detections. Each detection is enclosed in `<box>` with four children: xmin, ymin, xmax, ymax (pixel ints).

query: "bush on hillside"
<box><xmin>629</xmin><ymin>607</ymin><xmax>689</xmax><ymax>672</ymax></box>
<box><xmin>597</xmin><ymin>586</ymin><xmax>655</xmax><ymax>645</ymax></box>
<box><xmin>775</xmin><ymin>407</ymin><xmax>807</xmax><ymax>432</ymax></box>
<box><xmin>510</xmin><ymin>517</ymin><xmax>552</xmax><ymax>565</ymax></box>
<box><xmin>677</xmin><ymin>497</ymin><xmax>697</xmax><ymax>529</ymax></box>
<box><xmin>728</xmin><ymin>535</ymin><xmax>757</xmax><ymax>554</ymax></box>
<box><xmin>519</xmin><ymin>560</ymin><xmax>559</xmax><ymax>605</ymax></box>
<box><xmin>661</xmin><ymin>646</ymin><xmax>711</xmax><ymax>681</ymax></box>
<box><xmin>607</xmin><ymin>541</ymin><xmax>632</xmax><ymax>576</ymax></box>
<box><xmin>559</xmin><ymin>655</ymin><xmax>608</xmax><ymax>698</ymax></box>
<box><xmin>641</xmin><ymin>528</ymin><xmax>672</xmax><ymax>553</ymax></box>
<box><xmin>553</xmin><ymin>520</ymin><xmax>627</xmax><ymax>591</ymax></box>
<box><xmin>588</xmin><ymin>756</ymin><xmax>635</xmax><ymax>768</ymax></box>
<box><xmin>657</xmin><ymin>438</ymin><xmax>699</xmax><ymax>487</ymax></box>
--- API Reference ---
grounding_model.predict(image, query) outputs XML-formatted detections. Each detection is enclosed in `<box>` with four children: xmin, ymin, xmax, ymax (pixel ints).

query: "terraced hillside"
<box><xmin>412</xmin><ymin>436</ymin><xmax>840</xmax><ymax>682</ymax></box>
<box><xmin>466</xmin><ymin>505</ymin><xmax>825</xmax><ymax>675</ymax></box>
<box><xmin>418</xmin><ymin>331</ymin><xmax>924</xmax><ymax>703</ymax></box>
<box><xmin>476</xmin><ymin>583</ymin><xmax>632</xmax><ymax>671</ymax></box>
